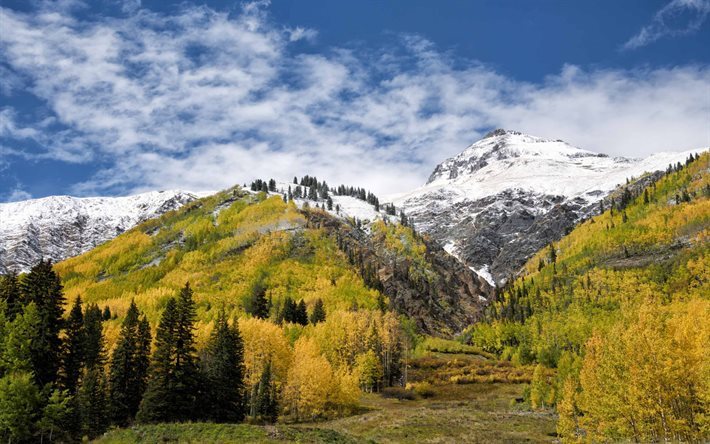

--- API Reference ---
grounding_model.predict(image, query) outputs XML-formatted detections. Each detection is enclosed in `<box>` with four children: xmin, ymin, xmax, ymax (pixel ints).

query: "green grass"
<box><xmin>96</xmin><ymin>353</ymin><xmax>556</xmax><ymax>443</ymax></box>
<box><xmin>94</xmin><ymin>423</ymin><xmax>359</xmax><ymax>443</ymax></box>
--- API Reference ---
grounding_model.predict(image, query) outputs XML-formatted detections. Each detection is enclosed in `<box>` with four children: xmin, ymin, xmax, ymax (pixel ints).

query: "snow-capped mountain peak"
<box><xmin>393</xmin><ymin>130</ymin><xmax>704</xmax><ymax>285</ymax></box>
<box><xmin>0</xmin><ymin>190</ymin><xmax>203</xmax><ymax>274</ymax></box>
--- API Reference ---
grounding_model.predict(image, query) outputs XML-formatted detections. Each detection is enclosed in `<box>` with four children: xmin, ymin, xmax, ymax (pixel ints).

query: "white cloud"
<box><xmin>4</xmin><ymin>186</ymin><xmax>32</xmax><ymax>202</ymax></box>
<box><xmin>0</xmin><ymin>2</ymin><xmax>708</xmax><ymax>198</ymax></box>
<box><xmin>623</xmin><ymin>0</ymin><xmax>710</xmax><ymax>50</ymax></box>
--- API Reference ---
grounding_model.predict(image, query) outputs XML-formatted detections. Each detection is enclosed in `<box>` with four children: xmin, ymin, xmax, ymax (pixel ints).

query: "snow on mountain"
<box><xmin>0</xmin><ymin>190</ymin><xmax>204</xmax><ymax>273</ymax></box>
<box><xmin>391</xmin><ymin>129</ymin><xmax>705</xmax><ymax>286</ymax></box>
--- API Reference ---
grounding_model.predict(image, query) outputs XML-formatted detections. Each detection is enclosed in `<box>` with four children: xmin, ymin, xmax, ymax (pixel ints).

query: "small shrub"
<box><xmin>381</xmin><ymin>387</ymin><xmax>416</xmax><ymax>400</ymax></box>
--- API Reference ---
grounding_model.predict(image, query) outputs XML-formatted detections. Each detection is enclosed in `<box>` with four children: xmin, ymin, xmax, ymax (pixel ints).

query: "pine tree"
<box><xmin>282</xmin><ymin>297</ymin><xmax>297</xmax><ymax>323</ymax></box>
<box><xmin>202</xmin><ymin>310</ymin><xmax>246</xmax><ymax>422</ymax></box>
<box><xmin>309</xmin><ymin>298</ymin><xmax>326</xmax><ymax>324</ymax></box>
<box><xmin>254</xmin><ymin>361</ymin><xmax>278</xmax><ymax>423</ymax></box>
<box><xmin>38</xmin><ymin>388</ymin><xmax>74</xmax><ymax>444</ymax></box>
<box><xmin>102</xmin><ymin>306</ymin><xmax>111</xmax><ymax>321</ymax></box>
<box><xmin>61</xmin><ymin>296</ymin><xmax>84</xmax><ymax>395</ymax></box>
<box><xmin>296</xmin><ymin>299</ymin><xmax>308</xmax><ymax>326</ymax></box>
<box><xmin>246</xmin><ymin>283</ymin><xmax>269</xmax><ymax>319</ymax></box>
<box><xmin>137</xmin><ymin>299</ymin><xmax>178</xmax><ymax>423</ymax></box>
<box><xmin>78</xmin><ymin>302</ymin><xmax>108</xmax><ymax>438</ymax></box>
<box><xmin>138</xmin><ymin>284</ymin><xmax>201</xmax><ymax>423</ymax></box>
<box><xmin>0</xmin><ymin>272</ymin><xmax>21</xmax><ymax>321</ymax></box>
<box><xmin>172</xmin><ymin>283</ymin><xmax>202</xmax><ymax>421</ymax></box>
<box><xmin>643</xmin><ymin>188</ymin><xmax>650</xmax><ymax>204</ymax></box>
<box><xmin>79</xmin><ymin>366</ymin><xmax>108</xmax><ymax>439</ymax></box>
<box><xmin>108</xmin><ymin>300</ymin><xmax>152</xmax><ymax>426</ymax></box>
<box><xmin>83</xmin><ymin>303</ymin><xmax>106</xmax><ymax>370</ymax></box>
<box><xmin>19</xmin><ymin>259</ymin><xmax>65</xmax><ymax>387</ymax></box>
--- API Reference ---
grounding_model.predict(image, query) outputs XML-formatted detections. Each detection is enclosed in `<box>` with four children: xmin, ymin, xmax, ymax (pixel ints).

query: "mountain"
<box><xmin>0</xmin><ymin>190</ymin><xmax>202</xmax><ymax>274</ymax></box>
<box><xmin>391</xmin><ymin>129</ymin><xmax>703</xmax><ymax>286</ymax></box>
<box><xmin>463</xmin><ymin>151</ymin><xmax>709</xmax><ymax>442</ymax></box>
<box><xmin>53</xmin><ymin>187</ymin><xmax>491</xmax><ymax>336</ymax></box>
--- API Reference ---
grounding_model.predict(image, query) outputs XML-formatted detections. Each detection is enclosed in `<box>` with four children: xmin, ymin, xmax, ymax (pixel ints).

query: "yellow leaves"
<box><xmin>575</xmin><ymin>299</ymin><xmax>710</xmax><ymax>442</ymax></box>
<box><xmin>239</xmin><ymin>317</ymin><xmax>292</xmax><ymax>388</ymax></box>
<box><xmin>284</xmin><ymin>337</ymin><xmax>358</xmax><ymax>420</ymax></box>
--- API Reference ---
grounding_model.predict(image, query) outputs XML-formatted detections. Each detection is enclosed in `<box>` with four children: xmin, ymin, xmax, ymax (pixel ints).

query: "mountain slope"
<box><xmin>54</xmin><ymin>187</ymin><xmax>489</xmax><ymax>339</ymax></box>
<box><xmin>0</xmin><ymin>190</ymin><xmax>202</xmax><ymax>274</ymax></box>
<box><xmin>465</xmin><ymin>152</ymin><xmax>709</xmax><ymax>442</ymax></box>
<box><xmin>392</xmin><ymin>129</ymin><xmax>704</xmax><ymax>285</ymax></box>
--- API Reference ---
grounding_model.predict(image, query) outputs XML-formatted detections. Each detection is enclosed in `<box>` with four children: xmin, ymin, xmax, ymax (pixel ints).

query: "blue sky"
<box><xmin>1</xmin><ymin>0</ymin><xmax>709</xmax><ymax>201</ymax></box>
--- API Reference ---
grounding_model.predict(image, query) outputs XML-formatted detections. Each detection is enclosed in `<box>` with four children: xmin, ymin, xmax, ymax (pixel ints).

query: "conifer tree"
<box><xmin>79</xmin><ymin>366</ymin><xmax>108</xmax><ymax>439</ymax></box>
<box><xmin>19</xmin><ymin>259</ymin><xmax>65</xmax><ymax>387</ymax></box>
<box><xmin>78</xmin><ymin>302</ymin><xmax>108</xmax><ymax>439</ymax></box>
<box><xmin>108</xmin><ymin>300</ymin><xmax>152</xmax><ymax>426</ymax></box>
<box><xmin>172</xmin><ymin>283</ymin><xmax>202</xmax><ymax>421</ymax></box>
<box><xmin>0</xmin><ymin>272</ymin><xmax>21</xmax><ymax>321</ymax></box>
<box><xmin>309</xmin><ymin>298</ymin><xmax>326</xmax><ymax>324</ymax></box>
<box><xmin>246</xmin><ymin>283</ymin><xmax>269</xmax><ymax>319</ymax></box>
<box><xmin>296</xmin><ymin>299</ymin><xmax>308</xmax><ymax>326</ymax></box>
<box><xmin>202</xmin><ymin>310</ymin><xmax>246</xmax><ymax>422</ymax></box>
<box><xmin>282</xmin><ymin>297</ymin><xmax>296</xmax><ymax>323</ymax></box>
<box><xmin>254</xmin><ymin>361</ymin><xmax>278</xmax><ymax>423</ymax></box>
<box><xmin>138</xmin><ymin>284</ymin><xmax>201</xmax><ymax>423</ymax></box>
<box><xmin>102</xmin><ymin>306</ymin><xmax>111</xmax><ymax>321</ymax></box>
<box><xmin>83</xmin><ymin>303</ymin><xmax>105</xmax><ymax>370</ymax></box>
<box><xmin>61</xmin><ymin>296</ymin><xmax>84</xmax><ymax>395</ymax></box>
<box><xmin>137</xmin><ymin>299</ymin><xmax>178</xmax><ymax>423</ymax></box>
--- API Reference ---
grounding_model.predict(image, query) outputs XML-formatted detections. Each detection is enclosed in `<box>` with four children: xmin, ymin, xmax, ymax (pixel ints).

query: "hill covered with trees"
<box><xmin>465</xmin><ymin>152</ymin><xmax>709</xmax><ymax>442</ymax></box>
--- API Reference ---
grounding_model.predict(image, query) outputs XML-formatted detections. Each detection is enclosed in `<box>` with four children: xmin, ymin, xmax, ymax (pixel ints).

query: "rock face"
<box><xmin>304</xmin><ymin>211</ymin><xmax>493</xmax><ymax>336</ymax></box>
<box><xmin>391</xmin><ymin>130</ymin><xmax>702</xmax><ymax>286</ymax></box>
<box><xmin>0</xmin><ymin>191</ymin><xmax>200</xmax><ymax>274</ymax></box>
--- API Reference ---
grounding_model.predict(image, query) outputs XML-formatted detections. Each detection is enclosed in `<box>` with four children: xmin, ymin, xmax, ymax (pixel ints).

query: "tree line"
<box><xmin>0</xmin><ymin>262</ymin><xmax>273</xmax><ymax>442</ymax></box>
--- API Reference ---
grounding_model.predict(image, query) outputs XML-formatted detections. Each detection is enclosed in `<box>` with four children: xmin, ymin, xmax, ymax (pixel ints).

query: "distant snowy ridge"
<box><xmin>0</xmin><ymin>190</ymin><xmax>204</xmax><ymax>273</ymax></box>
<box><xmin>390</xmin><ymin>129</ymin><xmax>706</xmax><ymax>285</ymax></box>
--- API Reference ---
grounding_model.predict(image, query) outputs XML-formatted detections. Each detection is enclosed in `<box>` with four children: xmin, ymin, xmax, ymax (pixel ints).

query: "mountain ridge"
<box><xmin>392</xmin><ymin>129</ymin><xmax>705</xmax><ymax>285</ymax></box>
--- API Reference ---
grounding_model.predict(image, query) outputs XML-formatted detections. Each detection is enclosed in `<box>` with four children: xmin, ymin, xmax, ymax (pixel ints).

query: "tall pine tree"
<box><xmin>108</xmin><ymin>300</ymin><xmax>152</xmax><ymax>426</ymax></box>
<box><xmin>202</xmin><ymin>309</ymin><xmax>246</xmax><ymax>422</ymax></box>
<box><xmin>0</xmin><ymin>272</ymin><xmax>21</xmax><ymax>321</ymax></box>
<box><xmin>61</xmin><ymin>296</ymin><xmax>84</xmax><ymax>395</ymax></box>
<box><xmin>138</xmin><ymin>283</ymin><xmax>201</xmax><ymax>423</ymax></box>
<box><xmin>137</xmin><ymin>298</ymin><xmax>178</xmax><ymax>423</ymax></box>
<box><xmin>19</xmin><ymin>259</ymin><xmax>65</xmax><ymax>387</ymax></box>
<box><xmin>79</xmin><ymin>303</ymin><xmax>108</xmax><ymax>439</ymax></box>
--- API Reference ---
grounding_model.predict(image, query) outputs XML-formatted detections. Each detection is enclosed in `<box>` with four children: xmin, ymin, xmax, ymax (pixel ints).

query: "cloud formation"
<box><xmin>0</xmin><ymin>2</ymin><xmax>709</xmax><ymax>198</ymax></box>
<box><xmin>623</xmin><ymin>0</ymin><xmax>710</xmax><ymax>50</ymax></box>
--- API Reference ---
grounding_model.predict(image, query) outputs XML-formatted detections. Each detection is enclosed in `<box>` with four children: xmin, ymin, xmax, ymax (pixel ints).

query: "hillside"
<box><xmin>465</xmin><ymin>152</ymin><xmax>709</xmax><ymax>441</ymax></box>
<box><xmin>54</xmin><ymin>187</ymin><xmax>489</xmax><ymax>342</ymax></box>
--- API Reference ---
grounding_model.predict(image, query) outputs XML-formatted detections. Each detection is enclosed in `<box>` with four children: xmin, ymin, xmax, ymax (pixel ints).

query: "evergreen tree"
<box><xmin>296</xmin><ymin>299</ymin><xmax>308</xmax><ymax>326</ymax></box>
<box><xmin>83</xmin><ymin>303</ymin><xmax>106</xmax><ymax>370</ymax></box>
<box><xmin>61</xmin><ymin>296</ymin><xmax>85</xmax><ymax>399</ymax></box>
<box><xmin>79</xmin><ymin>302</ymin><xmax>108</xmax><ymax>438</ymax></box>
<box><xmin>19</xmin><ymin>259</ymin><xmax>65</xmax><ymax>387</ymax></box>
<box><xmin>172</xmin><ymin>283</ymin><xmax>202</xmax><ymax>421</ymax></box>
<box><xmin>79</xmin><ymin>365</ymin><xmax>108</xmax><ymax>439</ymax></box>
<box><xmin>643</xmin><ymin>188</ymin><xmax>650</xmax><ymax>204</ymax></box>
<box><xmin>138</xmin><ymin>283</ymin><xmax>201</xmax><ymax>423</ymax></box>
<box><xmin>202</xmin><ymin>310</ymin><xmax>246</xmax><ymax>422</ymax></box>
<box><xmin>108</xmin><ymin>300</ymin><xmax>152</xmax><ymax>426</ymax></box>
<box><xmin>246</xmin><ymin>283</ymin><xmax>269</xmax><ymax>319</ymax></box>
<box><xmin>309</xmin><ymin>298</ymin><xmax>326</xmax><ymax>324</ymax></box>
<box><xmin>102</xmin><ymin>306</ymin><xmax>111</xmax><ymax>321</ymax></box>
<box><xmin>254</xmin><ymin>361</ymin><xmax>278</xmax><ymax>423</ymax></box>
<box><xmin>282</xmin><ymin>297</ymin><xmax>297</xmax><ymax>323</ymax></box>
<box><xmin>0</xmin><ymin>371</ymin><xmax>40</xmax><ymax>443</ymax></box>
<box><xmin>38</xmin><ymin>388</ymin><xmax>74</xmax><ymax>444</ymax></box>
<box><xmin>547</xmin><ymin>243</ymin><xmax>557</xmax><ymax>264</ymax></box>
<box><xmin>0</xmin><ymin>272</ymin><xmax>21</xmax><ymax>321</ymax></box>
<box><xmin>137</xmin><ymin>298</ymin><xmax>178</xmax><ymax>423</ymax></box>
